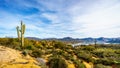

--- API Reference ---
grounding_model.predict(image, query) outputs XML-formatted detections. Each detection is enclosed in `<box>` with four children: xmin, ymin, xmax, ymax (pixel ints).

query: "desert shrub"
<box><xmin>101</xmin><ymin>59</ymin><xmax>114</xmax><ymax>65</ymax></box>
<box><xmin>115</xmin><ymin>50</ymin><xmax>120</xmax><ymax>54</ymax></box>
<box><xmin>65</xmin><ymin>49</ymin><xmax>73</xmax><ymax>54</ymax></box>
<box><xmin>66</xmin><ymin>44</ymin><xmax>73</xmax><ymax>49</ymax></box>
<box><xmin>63</xmin><ymin>53</ymin><xmax>73</xmax><ymax>60</ymax></box>
<box><xmin>48</xmin><ymin>56</ymin><xmax>68</xmax><ymax>68</ymax></box>
<box><xmin>31</xmin><ymin>49</ymin><xmax>43</xmax><ymax>58</ymax></box>
<box><xmin>0</xmin><ymin>38</ymin><xmax>20</xmax><ymax>49</ymax></box>
<box><xmin>0</xmin><ymin>38</ymin><xmax>9</xmax><ymax>45</ymax></box>
<box><xmin>22</xmin><ymin>50</ymin><xmax>28</xmax><ymax>56</ymax></box>
<box><xmin>82</xmin><ymin>45</ymin><xmax>95</xmax><ymax>51</ymax></box>
<box><xmin>54</xmin><ymin>41</ymin><xmax>67</xmax><ymax>49</ymax></box>
<box><xmin>94</xmin><ymin>64</ymin><xmax>112</xmax><ymax>68</ymax></box>
<box><xmin>73</xmin><ymin>60</ymin><xmax>86</xmax><ymax>68</ymax></box>
<box><xmin>25</xmin><ymin>45</ymin><xmax>35</xmax><ymax>50</ymax></box>
<box><xmin>57</xmin><ymin>50</ymin><xmax>65</xmax><ymax>55</ymax></box>
<box><xmin>76</xmin><ymin>51</ymin><xmax>92</xmax><ymax>62</ymax></box>
<box><xmin>94</xmin><ymin>58</ymin><xmax>114</xmax><ymax>65</ymax></box>
<box><xmin>14</xmin><ymin>45</ymin><xmax>21</xmax><ymax>50</ymax></box>
<box><xmin>35</xmin><ymin>44</ymin><xmax>43</xmax><ymax>49</ymax></box>
<box><xmin>40</xmin><ymin>41</ymin><xmax>47</xmax><ymax>46</ymax></box>
<box><xmin>93</xmin><ymin>51</ymin><xmax>104</xmax><ymax>58</ymax></box>
<box><xmin>24</xmin><ymin>39</ymin><xmax>34</xmax><ymax>46</ymax></box>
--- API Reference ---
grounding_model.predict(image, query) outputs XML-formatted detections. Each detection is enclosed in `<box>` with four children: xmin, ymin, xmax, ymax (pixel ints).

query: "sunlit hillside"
<box><xmin>0</xmin><ymin>38</ymin><xmax>120</xmax><ymax>68</ymax></box>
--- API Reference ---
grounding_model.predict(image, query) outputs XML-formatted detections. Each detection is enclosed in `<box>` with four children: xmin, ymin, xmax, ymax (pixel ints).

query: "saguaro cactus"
<box><xmin>16</xmin><ymin>21</ymin><xmax>26</xmax><ymax>47</ymax></box>
<box><xmin>94</xmin><ymin>39</ymin><xmax>97</xmax><ymax>45</ymax></box>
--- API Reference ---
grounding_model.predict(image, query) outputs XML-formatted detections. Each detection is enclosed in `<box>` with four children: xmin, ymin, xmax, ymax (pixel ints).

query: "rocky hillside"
<box><xmin>0</xmin><ymin>46</ymin><xmax>40</xmax><ymax>68</ymax></box>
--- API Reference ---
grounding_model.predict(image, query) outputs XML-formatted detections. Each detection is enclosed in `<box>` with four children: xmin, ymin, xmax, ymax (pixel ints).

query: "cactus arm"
<box><xmin>16</xmin><ymin>26</ymin><xmax>20</xmax><ymax>41</ymax></box>
<box><xmin>22</xmin><ymin>24</ymin><xmax>25</xmax><ymax>34</ymax></box>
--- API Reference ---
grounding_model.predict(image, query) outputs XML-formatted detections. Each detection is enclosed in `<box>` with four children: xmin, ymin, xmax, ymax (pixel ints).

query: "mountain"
<box><xmin>107</xmin><ymin>38</ymin><xmax>120</xmax><ymax>43</ymax></box>
<box><xmin>26</xmin><ymin>37</ymin><xmax>41</xmax><ymax>40</ymax></box>
<box><xmin>26</xmin><ymin>37</ymin><xmax>120</xmax><ymax>44</ymax></box>
<box><xmin>58</xmin><ymin>37</ymin><xmax>82</xmax><ymax>43</ymax></box>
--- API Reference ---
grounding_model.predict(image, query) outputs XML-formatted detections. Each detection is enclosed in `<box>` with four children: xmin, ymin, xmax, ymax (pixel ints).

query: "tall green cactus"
<box><xmin>16</xmin><ymin>21</ymin><xmax>26</xmax><ymax>47</ymax></box>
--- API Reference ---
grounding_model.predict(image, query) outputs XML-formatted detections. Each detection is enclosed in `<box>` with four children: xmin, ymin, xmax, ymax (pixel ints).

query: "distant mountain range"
<box><xmin>26</xmin><ymin>37</ymin><xmax>120</xmax><ymax>44</ymax></box>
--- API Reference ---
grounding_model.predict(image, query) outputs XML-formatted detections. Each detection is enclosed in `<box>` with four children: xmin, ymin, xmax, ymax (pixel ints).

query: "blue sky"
<box><xmin>0</xmin><ymin>0</ymin><xmax>120</xmax><ymax>38</ymax></box>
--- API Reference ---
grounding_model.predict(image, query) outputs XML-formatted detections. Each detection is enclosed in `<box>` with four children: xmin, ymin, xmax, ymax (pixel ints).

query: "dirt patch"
<box><xmin>0</xmin><ymin>46</ymin><xmax>41</xmax><ymax>68</ymax></box>
<box><xmin>0</xmin><ymin>46</ymin><xmax>21</xmax><ymax>63</ymax></box>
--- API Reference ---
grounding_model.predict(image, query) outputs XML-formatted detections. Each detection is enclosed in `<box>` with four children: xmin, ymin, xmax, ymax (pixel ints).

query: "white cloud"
<box><xmin>68</xmin><ymin>0</ymin><xmax>120</xmax><ymax>38</ymax></box>
<box><xmin>1</xmin><ymin>0</ymin><xmax>120</xmax><ymax>38</ymax></box>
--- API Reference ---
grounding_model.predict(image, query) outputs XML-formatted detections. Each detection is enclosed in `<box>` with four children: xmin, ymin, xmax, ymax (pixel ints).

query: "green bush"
<box><xmin>94</xmin><ymin>64</ymin><xmax>111</xmax><ymax>68</ymax></box>
<box><xmin>54</xmin><ymin>42</ymin><xmax>67</xmax><ymax>49</ymax></box>
<box><xmin>76</xmin><ymin>51</ymin><xmax>92</xmax><ymax>62</ymax></box>
<box><xmin>25</xmin><ymin>45</ymin><xmax>35</xmax><ymax>50</ymax></box>
<box><xmin>48</xmin><ymin>56</ymin><xmax>68</xmax><ymax>68</ymax></box>
<box><xmin>31</xmin><ymin>49</ymin><xmax>43</xmax><ymax>58</ymax></box>
<box><xmin>22</xmin><ymin>50</ymin><xmax>28</xmax><ymax>56</ymax></box>
<box><xmin>73</xmin><ymin>60</ymin><xmax>86</xmax><ymax>68</ymax></box>
<box><xmin>94</xmin><ymin>58</ymin><xmax>114</xmax><ymax>65</ymax></box>
<box><xmin>82</xmin><ymin>45</ymin><xmax>95</xmax><ymax>51</ymax></box>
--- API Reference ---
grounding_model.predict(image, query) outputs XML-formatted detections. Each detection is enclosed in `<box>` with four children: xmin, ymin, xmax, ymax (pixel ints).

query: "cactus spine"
<box><xmin>16</xmin><ymin>21</ymin><xmax>26</xmax><ymax>47</ymax></box>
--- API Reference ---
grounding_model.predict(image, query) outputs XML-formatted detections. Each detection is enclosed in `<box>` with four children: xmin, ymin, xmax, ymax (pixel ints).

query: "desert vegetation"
<box><xmin>0</xmin><ymin>37</ymin><xmax>120</xmax><ymax>68</ymax></box>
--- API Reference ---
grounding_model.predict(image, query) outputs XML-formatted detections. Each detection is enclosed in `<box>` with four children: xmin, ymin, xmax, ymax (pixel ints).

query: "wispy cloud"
<box><xmin>0</xmin><ymin>0</ymin><xmax>120</xmax><ymax>38</ymax></box>
<box><xmin>70</xmin><ymin>0</ymin><xmax>120</xmax><ymax>38</ymax></box>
